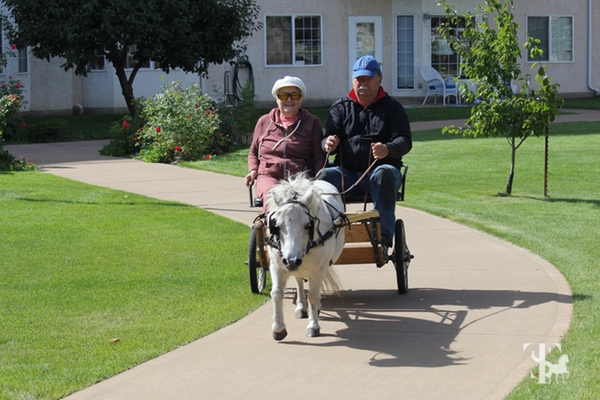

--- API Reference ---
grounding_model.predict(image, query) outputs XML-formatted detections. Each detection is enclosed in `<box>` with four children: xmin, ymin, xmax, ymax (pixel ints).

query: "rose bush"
<box><xmin>136</xmin><ymin>81</ymin><xmax>223</xmax><ymax>163</ymax></box>
<box><xmin>0</xmin><ymin>92</ymin><xmax>35</xmax><ymax>171</ymax></box>
<box><xmin>0</xmin><ymin>76</ymin><xmax>25</xmax><ymax>141</ymax></box>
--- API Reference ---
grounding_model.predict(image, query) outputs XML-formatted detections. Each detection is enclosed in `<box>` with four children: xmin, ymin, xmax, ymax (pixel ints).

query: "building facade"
<box><xmin>2</xmin><ymin>0</ymin><xmax>598</xmax><ymax>115</ymax></box>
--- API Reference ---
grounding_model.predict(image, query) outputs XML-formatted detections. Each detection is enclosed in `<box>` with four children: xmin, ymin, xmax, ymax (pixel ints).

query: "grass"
<box><xmin>184</xmin><ymin>120</ymin><xmax>600</xmax><ymax>400</ymax></box>
<box><xmin>0</xmin><ymin>173</ymin><xmax>267</xmax><ymax>399</ymax></box>
<box><xmin>9</xmin><ymin>114</ymin><xmax>121</xmax><ymax>144</ymax></box>
<box><xmin>563</xmin><ymin>96</ymin><xmax>600</xmax><ymax>110</ymax></box>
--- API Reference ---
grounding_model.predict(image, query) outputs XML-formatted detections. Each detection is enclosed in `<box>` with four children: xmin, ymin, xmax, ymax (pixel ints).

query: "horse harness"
<box><xmin>265</xmin><ymin>196</ymin><xmax>348</xmax><ymax>259</ymax></box>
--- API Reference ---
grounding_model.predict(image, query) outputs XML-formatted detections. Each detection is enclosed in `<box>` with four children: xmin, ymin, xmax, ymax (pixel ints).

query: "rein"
<box><xmin>314</xmin><ymin>148</ymin><xmax>378</xmax><ymax>211</ymax></box>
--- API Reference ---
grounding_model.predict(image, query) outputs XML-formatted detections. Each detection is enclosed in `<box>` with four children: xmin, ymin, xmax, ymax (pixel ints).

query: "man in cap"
<box><xmin>320</xmin><ymin>55</ymin><xmax>412</xmax><ymax>259</ymax></box>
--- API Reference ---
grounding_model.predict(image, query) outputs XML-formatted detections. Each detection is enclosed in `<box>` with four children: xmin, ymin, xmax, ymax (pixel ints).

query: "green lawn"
<box><xmin>0</xmin><ymin>173</ymin><xmax>267</xmax><ymax>399</ymax></box>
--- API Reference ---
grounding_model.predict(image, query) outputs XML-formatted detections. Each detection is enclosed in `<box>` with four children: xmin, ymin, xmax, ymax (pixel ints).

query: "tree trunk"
<box><xmin>114</xmin><ymin>66</ymin><xmax>137</xmax><ymax>117</ymax></box>
<box><xmin>544</xmin><ymin>125</ymin><xmax>549</xmax><ymax>197</ymax></box>
<box><xmin>506</xmin><ymin>140</ymin><xmax>517</xmax><ymax>195</ymax></box>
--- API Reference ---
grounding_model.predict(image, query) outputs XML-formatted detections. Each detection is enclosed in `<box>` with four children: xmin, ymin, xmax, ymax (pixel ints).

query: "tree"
<box><xmin>439</xmin><ymin>0</ymin><xmax>563</xmax><ymax>195</ymax></box>
<box><xmin>2</xmin><ymin>0</ymin><xmax>261</xmax><ymax>117</ymax></box>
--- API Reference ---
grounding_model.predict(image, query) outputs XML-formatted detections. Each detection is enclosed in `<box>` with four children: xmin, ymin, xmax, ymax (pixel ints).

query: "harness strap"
<box><xmin>265</xmin><ymin>197</ymin><xmax>348</xmax><ymax>256</ymax></box>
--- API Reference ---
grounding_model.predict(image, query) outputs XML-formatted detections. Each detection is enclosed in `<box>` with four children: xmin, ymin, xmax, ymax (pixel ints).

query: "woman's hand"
<box><xmin>245</xmin><ymin>170</ymin><xmax>257</xmax><ymax>187</ymax></box>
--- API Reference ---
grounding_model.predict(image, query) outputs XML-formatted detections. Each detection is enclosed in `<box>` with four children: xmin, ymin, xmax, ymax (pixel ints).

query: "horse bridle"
<box><xmin>266</xmin><ymin>196</ymin><xmax>347</xmax><ymax>258</ymax></box>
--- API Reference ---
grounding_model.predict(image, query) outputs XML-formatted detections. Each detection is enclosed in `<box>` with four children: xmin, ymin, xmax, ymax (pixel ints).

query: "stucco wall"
<box><xmin>204</xmin><ymin>0</ymin><xmax>599</xmax><ymax>108</ymax></box>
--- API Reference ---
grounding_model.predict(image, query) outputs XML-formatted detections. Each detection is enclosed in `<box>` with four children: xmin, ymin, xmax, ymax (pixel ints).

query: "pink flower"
<box><xmin>15</xmin><ymin>83</ymin><xmax>21</xmax><ymax>89</ymax></box>
<box><xmin>175</xmin><ymin>145</ymin><xmax>183</xmax><ymax>152</ymax></box>
<box><xmin>156</xmin><ymin>126</ymin><xmax>161</xmax><ymax>133</ymax></box>
<box><xmin>122</xmin><ymin>120</ymin><xmax>130</xmax><ymax>129</ymax></box>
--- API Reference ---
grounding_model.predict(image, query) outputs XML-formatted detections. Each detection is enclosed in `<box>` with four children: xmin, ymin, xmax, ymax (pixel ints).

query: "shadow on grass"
<box><xmin>16</xmin><ymin>197</ymin><xmax>191</xmax><ymax>207</ymax></box>
<box><xmin>516</xmin><ymin>195</ymin><xmax>600</xmax><ymax>207</ymax></box>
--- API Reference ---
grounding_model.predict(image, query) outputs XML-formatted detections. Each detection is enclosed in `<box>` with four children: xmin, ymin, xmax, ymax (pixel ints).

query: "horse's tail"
<box><xmin>322</xmin><ymin>266</ymin><xmax>343</xmax><ymax>297</ymax></box>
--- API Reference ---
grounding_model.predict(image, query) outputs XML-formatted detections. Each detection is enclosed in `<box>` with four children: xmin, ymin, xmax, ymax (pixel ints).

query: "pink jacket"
<box><xmin>248</xmin><ymin>108</ymin><xmax>326</xmax><ymax>195</ymax></box>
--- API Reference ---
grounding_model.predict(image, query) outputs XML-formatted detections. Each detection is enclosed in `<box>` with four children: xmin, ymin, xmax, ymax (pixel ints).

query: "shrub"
<box><xmin>0</xmin><ymin>76</ymin><xmax>26</xmax><ymax>141</ymax></box>
<box><xmin>0</xmin><ymin>93</ymin><xmax>35</xmax><ymax>171</ymax></box>
<box><xmin>213</xmin><ymin>81</ymin><xmax>261</xmax><ymax>146</ymax></box>
<box><xmin>0</xmin><ymin>149</ymin><xmax>36</xmax><ymax>171</ymax></box>
<box><xmin>100</xmin><ymin>110</ymin><xmax>145</xmax><ymax>158</ymax></box>
<box><xmin>136</xmin><ymin>81</ymin><xmax>221</xmax><ymax>163</ymax></box>
<box><xmin>19</xmin><ymin>118</ymin><xmax>67</xmax><ymax>143</ymax></box>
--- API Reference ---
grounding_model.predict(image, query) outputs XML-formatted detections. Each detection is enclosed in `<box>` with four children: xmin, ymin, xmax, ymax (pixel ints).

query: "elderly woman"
<box><xmin>245</xmin><ymin>76</ymin><xmax>326</xmax><ymax>211</ymax></box>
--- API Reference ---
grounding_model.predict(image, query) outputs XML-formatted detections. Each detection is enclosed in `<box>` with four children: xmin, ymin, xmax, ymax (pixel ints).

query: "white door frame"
<box><xmin>348</xmin><ymin>16</ymin><xmax>384</xmax><ymax>90</ymax></box>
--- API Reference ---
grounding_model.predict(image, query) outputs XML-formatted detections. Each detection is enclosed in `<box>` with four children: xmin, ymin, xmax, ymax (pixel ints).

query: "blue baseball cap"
<box><xmin>352</xmin><ymin>55</ymin><xmax>381</xmax><ymax>79</ymax></box>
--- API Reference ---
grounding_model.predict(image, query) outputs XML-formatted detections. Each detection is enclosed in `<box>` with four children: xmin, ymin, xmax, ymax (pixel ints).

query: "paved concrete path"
<box><xmin>6</xmin><ymin>109</ymin><xmax>591</xmax><ymax>399</ymax></box>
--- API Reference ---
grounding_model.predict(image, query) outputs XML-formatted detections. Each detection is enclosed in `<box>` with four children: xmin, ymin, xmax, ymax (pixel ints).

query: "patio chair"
<box><xmin>420</xmin><ymin>65</ymin><xmax>459</xmax><ymax>105</ymax></box>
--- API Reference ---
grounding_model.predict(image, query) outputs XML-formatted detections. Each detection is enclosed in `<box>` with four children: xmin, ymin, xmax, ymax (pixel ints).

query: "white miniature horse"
<box><xmin>266</xmin><ymin>175</ymin><xmax>346</xmax><ymax>341</ymax></box>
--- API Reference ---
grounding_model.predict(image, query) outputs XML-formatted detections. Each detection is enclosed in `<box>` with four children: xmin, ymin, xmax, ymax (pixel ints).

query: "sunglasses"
<box><xmin>276</xmin><ymin>92</ymin><xmax>302</xmax><ymax>100</ymax></box>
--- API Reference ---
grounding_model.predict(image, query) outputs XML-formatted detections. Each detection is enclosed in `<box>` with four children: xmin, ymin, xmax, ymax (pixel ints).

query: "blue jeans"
<box><xmin>319</xmin><ymin>164</ymin><xmax>401</xmax><ymax>246</ymax></box>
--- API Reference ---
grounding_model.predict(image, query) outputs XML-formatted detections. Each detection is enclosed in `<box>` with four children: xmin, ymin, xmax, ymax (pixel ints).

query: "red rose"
<box><xmin>156</xmin><ymin>126</ymin><xmax>161</xmax><ymax>133</ymax></box>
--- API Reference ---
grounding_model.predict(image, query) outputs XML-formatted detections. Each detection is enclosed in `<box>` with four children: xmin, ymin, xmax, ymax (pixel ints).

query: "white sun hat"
<box><xmin>271</xmin><ymin>76</ymin><xmax>306</xmax><ymax>98</ymax></box>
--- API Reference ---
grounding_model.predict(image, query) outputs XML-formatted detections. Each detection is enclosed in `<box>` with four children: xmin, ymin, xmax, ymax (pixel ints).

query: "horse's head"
<box><xmin>267</xmin><ymin>177</ymin><xmax>322</xmax><ymax>271</ymax></box>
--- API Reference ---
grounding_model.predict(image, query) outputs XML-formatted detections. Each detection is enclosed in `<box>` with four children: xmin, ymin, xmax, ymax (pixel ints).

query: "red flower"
<box><xmin>122</xmin><ymin>120</ymin><xmax>130</xmax><ymax>129</ymax></box>
<box><xmin>156</xmin><ymin>126</ymin><xmax>161</xmax><ymax>133</ymax></box>
<box><xmin>10</xmin><ymin>44</ymin><xmax>16</xmax><ymax>50</ymax></box>
<box><xmin>134</xmin><ymin>137</ymin><xmax>139</xmax><ymax>142</ymax></box>
<box><xmin>22</xmin><ymin>122</ymin><xmax>27</xmax><ymax>128</ymax></box>
<box><xmin>202</xmin><ymin>154</ymin><xmax>213</xmax><ymax>160</ymax></box>
<box><xmin>15</xmin><ymin>83</ymin><xmax>21</xmax><ymax>89</ymax></box>
<box><xmin>175</xmin><ymin>145</ymin><xmax>183</xmax><ymax>152</ymax></box>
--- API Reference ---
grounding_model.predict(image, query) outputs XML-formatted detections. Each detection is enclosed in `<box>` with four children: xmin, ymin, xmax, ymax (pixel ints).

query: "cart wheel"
<box><xmin>248</xmin><ymin>226</ymin><xmax>267</xmax><ymax>294</ymax></box>
<box><xmin>393</xmin><ymin>219</ymin><xmax>409</xmax><ymax>294</ymax></box>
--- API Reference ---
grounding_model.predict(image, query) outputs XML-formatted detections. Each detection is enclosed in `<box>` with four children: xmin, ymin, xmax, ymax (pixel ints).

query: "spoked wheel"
<box><xmin>393</xmin><ymin>219</ymin><xmax>410</xmax><ymax>294</ymax></box>
<box><xmin>248</xmin><ymin>225</ymin><xmax>267</xmax><ymax>294</ymax></box>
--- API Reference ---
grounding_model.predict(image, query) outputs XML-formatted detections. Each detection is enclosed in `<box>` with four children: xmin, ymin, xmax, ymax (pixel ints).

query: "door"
<box><xmin>348</xmin><ymin>16</ymin><xmax>383</xmax><ymax>89</ymax></box>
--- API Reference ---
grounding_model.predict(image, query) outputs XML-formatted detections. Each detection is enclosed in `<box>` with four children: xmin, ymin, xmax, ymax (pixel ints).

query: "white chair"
<box><xmin>420</xmin><ymin>65</ymin><xmax>459</xmax><ymax>105</ymax></box>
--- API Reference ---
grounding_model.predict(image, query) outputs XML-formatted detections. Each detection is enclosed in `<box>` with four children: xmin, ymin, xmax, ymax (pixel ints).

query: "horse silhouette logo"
<box><xmin>524</xmin><ymin>343</ymin><xmax>570</xmax><ymax>384</ymax></box>
<box><xmin>544</xmin><ymin>354</ymin><xmax>570</xmax><ymax>383</ymax></box>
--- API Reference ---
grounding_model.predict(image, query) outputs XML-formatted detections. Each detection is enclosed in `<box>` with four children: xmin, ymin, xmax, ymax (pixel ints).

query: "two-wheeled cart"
<box><xmin>246</xmin><ymin>164</ymin><xmax>413</xmax><ymax>295</ymax></box>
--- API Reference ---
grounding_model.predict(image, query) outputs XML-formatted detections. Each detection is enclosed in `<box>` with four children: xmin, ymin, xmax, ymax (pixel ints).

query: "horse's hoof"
<box><xmin>295</xmin><ymin>310</ymin><xmax>308</xmax><ymax>319</ymax></box>
<box><xmin>273</xmin><ymin>329</ymin><xmax>288</xmax><ymax>341</ymax></box>
<box><xmin>306</xmin><ymin>328</ymin><xmax>320</xmax><ymax>337</ymax></box>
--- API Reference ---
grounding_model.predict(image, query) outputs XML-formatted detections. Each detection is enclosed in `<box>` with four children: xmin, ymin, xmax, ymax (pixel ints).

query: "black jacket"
<box><xmin>325</xmin><ymin>90</ymin><xmax>412</xmax><ymax>171</ymax></box>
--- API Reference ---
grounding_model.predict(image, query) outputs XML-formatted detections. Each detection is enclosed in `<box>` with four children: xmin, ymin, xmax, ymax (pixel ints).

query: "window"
<box><xmin>396</xmin><ymin>15</ymin><xmax>415</xmax><ymax>89</ymax></box>
<box><xmin>89</xmin><ymin>49</ymin><xmax>106</xmax><ymax>71</ymax></box>
<box><xmin>430</xmin><ymin>16</ymin><xmax>468</xmax><ymax>78</ymax></box>
<box><xmin>18</xmin><ymin>48</ymin><xmax>28</xmax><ymax>73</ymax></box>
<box><xmin>527</xmin><ymin>16</ymin><xmax>573</xmax><ymax>62</ymax></box>
<box><xmin>266</xmin><ymin>15</ymin><xmax>322</xmax><ymax>66</ymax></box>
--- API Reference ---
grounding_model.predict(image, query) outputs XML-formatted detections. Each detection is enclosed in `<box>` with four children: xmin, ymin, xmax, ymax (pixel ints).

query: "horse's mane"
<box><xmin>266</xmin><ymin>173</ymin><xmax>314</xmax><ymax>210</ymax></box>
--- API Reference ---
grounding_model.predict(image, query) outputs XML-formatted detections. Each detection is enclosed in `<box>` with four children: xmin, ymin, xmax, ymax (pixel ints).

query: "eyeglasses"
<box><xmin>276</xmin><ymin>92</ymin><xmax>302</xmax><ymax>100</ymax></box>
